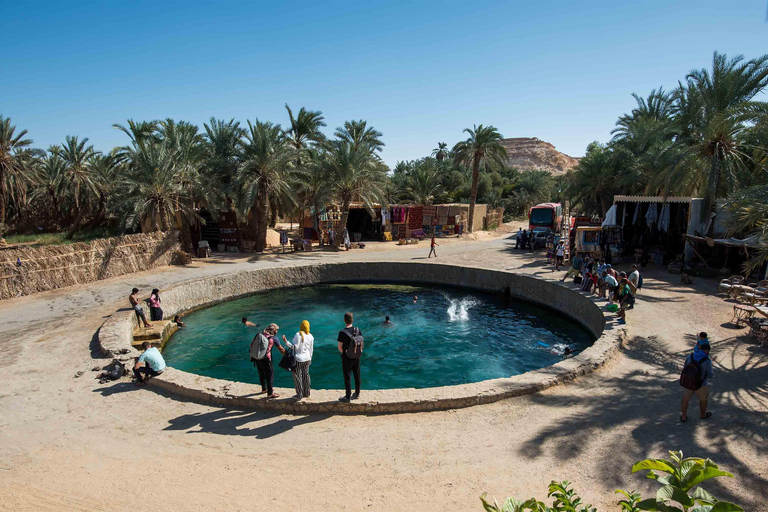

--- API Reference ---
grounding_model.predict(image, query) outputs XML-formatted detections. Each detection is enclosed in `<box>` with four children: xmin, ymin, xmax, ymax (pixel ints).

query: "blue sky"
<box><xmin>2</xmin><ymin>1</ymin><xmax>766</xmax><ymax>166</ymax></box>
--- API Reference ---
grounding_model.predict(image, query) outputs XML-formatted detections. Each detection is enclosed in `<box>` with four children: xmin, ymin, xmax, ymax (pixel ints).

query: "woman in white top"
<box><xmin>283</xmin><ymin>320</ymin><xmax>314</xmax><ymax>399</ymax></box>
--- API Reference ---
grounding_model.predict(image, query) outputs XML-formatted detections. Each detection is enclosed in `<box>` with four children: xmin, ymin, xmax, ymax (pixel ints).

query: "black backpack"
<box><xmin>680</xmin><ymin>354</ymin><xmax>707</xmax><ymax>390</ymax></box>
<box><xmin>345</xmin><ymin>327</ymin><xmax>364</xmax><ymax>359</ymax></box>
<box><xmin>638</xmin><ymin>274</ymin><xmax>644</xmax><ymax>289</ymax></box>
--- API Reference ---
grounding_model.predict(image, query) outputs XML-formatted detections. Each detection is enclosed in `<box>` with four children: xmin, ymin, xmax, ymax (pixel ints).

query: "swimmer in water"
<box><xmin>384</xmin><ymin>315</ymin><xmax>393</xmax><ymax>326</ymax></box>
<box><xmin>242</xmin><ymin>317</ymin><xmax>258</xmax><ymax>327</ymax></box>
<box><xmin>413</xmin><ymin>295</ymin><xmax>418</xmax><ymax>303</ymax></box>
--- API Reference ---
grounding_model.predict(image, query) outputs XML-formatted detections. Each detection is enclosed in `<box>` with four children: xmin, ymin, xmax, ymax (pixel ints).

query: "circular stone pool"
<box><xmin>162</xmin><ymin>283</ymin><xmax>594</xmax><ymax>390</ymax></box>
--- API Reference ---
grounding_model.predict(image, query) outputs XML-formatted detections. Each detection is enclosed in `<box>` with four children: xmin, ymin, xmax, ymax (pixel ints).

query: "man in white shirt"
<box><xmin>629</xmin><ymin>264</ymin><xmax>641</xmax><ymax>290</ymax></box>
<box><xmin>555</xmin><ymin>241</ymin><xmax>565</xmax><ymax>271</ymax></box>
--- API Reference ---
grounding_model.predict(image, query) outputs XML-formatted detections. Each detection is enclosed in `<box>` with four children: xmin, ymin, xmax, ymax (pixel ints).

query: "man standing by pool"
<box><xmin>251</xmin><ymin>323</ymin><xmax>285</xmax><ymax>399</ymax></box>
<box><xmin>338</xmin><ymin>312</ymin><xmax>362</xmax><ymax>402</ymax></box>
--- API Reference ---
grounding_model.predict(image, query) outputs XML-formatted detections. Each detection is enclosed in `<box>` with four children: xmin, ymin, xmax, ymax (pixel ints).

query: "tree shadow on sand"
<box><xmin>163</xmin><ymin>407</ymin><xmax>328</xmax><ymax>439</ymax></box>
<box><xmin>517</xmin><ymin>334</ymin><xmax>768</xmax><ymax>508</ymax></box>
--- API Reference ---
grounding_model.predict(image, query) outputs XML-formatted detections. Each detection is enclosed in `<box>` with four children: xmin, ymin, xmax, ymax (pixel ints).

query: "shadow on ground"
<box><xmin>517</xmin><ymin>333</ymin><xmax>768</xmax><ymax>508</ymax></box>
<box><xmin>163</xmin><ymin>407</ymin><xmax>329</xmax><ymax>438</ymax></box>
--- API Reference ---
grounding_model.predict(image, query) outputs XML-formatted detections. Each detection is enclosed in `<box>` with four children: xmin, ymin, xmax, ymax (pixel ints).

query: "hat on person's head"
<box><xmin>620</xmin><ymin>271</ymin><xmax>627</xmax><ymax>277</ymax></box>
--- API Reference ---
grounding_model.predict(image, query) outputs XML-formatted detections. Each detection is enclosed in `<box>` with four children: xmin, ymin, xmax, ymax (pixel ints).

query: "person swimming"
<box><xmin>242</xmin><ymin>317</ymin><xmax>258</xmax><ymax>327</ymax></box>
<box><xmin>383</xmin><ymin>315</ymin><xmax>393</xmax><ymax>326</ymax></box>
<box><xmin>413</xmin><ymin>295</ymin><xmax>418</xmax><ymax>303</ymax></box>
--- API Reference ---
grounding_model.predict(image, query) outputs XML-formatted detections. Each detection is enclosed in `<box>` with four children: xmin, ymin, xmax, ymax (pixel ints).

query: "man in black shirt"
<box><xmin>338</xmin><ymin>311</ymin><xmax>361</xmax><ymax>402</ymax></box>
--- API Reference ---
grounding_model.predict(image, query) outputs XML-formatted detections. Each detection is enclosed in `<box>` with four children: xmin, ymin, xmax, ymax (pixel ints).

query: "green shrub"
<box><xmin>481</xmin><ymin>451</ymin><xmax>742</xmax><ymax>512</ymax></box>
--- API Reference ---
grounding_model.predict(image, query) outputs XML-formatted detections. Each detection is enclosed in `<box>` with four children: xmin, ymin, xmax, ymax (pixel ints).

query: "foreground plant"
<box><xmin>481</xmin><ymin>451</ymin><xmax>742</xmax><ymax>512</ymax></box>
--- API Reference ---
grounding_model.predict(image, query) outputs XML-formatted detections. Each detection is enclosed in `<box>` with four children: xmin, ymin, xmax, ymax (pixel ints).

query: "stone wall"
<box><xmin>0</xmin><ymin>231</ymin><xmax>180</xmax><ymax>300</ymax></box>
<box><xmin>99</xmin><ymin>262</ymin><xmax>624</xmax><ymax>414</ymax></box>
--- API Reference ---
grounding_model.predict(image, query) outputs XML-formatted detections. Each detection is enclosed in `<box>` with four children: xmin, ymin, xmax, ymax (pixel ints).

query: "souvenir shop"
<box><xmin>608</xmin><ymin>196</ymin><xmax>699</xmax><ymax>266</ymax></box>
<box><xmin>304</xmin><ymin>203</ymin><xmax>483</xmax><ymax>243</ymax></box>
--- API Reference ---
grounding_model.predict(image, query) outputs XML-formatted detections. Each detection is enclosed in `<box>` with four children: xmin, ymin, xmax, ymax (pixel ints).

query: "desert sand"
<box><xmin>0</xmin><ymin>224</ymin><xmax>765</xmax><ymax>511</ymax></box>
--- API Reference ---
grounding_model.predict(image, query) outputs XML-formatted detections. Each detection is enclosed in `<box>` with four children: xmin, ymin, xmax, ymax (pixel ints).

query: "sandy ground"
<box><xmin>0</xmin><ymin>222</ymin><xmax>766</xmax><ymax>511</ymax></box>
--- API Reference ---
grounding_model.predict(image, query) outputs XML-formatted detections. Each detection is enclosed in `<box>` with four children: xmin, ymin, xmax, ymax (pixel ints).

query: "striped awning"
<box><xmin>613</xmin><ymin>195</ymin><xmax>698</xmax><ymax>204</ymax></box>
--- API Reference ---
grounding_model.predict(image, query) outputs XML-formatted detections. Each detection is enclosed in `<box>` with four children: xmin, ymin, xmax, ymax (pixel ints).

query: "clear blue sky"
<box><xmin>2</xmin><ymin>1</ymin><xmax>766</xmax><ymax>166</ymax></box>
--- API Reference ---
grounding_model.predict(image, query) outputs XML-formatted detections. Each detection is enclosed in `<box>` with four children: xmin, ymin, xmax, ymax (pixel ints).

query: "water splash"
<box><xmin>446</xmin><ymin>296</ymin><xmax>479</xmax><ymax>322</ymax></box>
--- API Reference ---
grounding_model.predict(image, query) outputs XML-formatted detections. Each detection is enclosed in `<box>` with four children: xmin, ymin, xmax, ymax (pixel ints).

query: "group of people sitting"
<box><xmin>563</xmin><ymin>254</ymin><xmax>642</xmax><ymax>322</ymax></box>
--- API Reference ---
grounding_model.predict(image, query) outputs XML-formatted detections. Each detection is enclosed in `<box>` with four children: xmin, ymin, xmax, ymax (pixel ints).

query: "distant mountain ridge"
<box><xmin>500</xmin><ymin>137</ymin><xmax>580</xmax><ymax>176</ymax></box>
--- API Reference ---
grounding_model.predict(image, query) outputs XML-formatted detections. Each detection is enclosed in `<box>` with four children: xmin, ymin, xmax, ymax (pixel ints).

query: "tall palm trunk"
<box><xmin>254</xmin><ymin>194</ymin><xmax>269</xmax><ymax>252</ymax></box>
<box><xmin>159</xmin><ymin>202</ymin><xmax>171</xmax><ymax>232</ymax></box>
<box><xmin>0</xmin><ymin>173</ymin><xmax>6</xmax><ymax>226</ymax></box>
<box><xmin>467</xmin><ymin>153</ymin><xmax>481</xmax><ymax>233</ymax></box>
<box><xmin>67</xmin><ymin>207</ymin><xmax>85</xmax><ymax>239</ymax></box>
<box><xmin>312</xmin><ymin>201</ymin><xmax>322</xmax><ymax>245</ymax></box>
<box><xmin>335</xmin><ymin>196</ymin><xmax>351</xmax><ymax>248</ymax></box>
<box><xmin>180</xmin><ymin>198</ymin><xmax>194</xmax><ymax>253</ymax></box>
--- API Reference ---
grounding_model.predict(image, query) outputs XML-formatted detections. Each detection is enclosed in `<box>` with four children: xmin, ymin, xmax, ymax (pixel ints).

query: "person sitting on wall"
<box><xmin>173</xmin><ymin>315</ymin><xmax>185</xmax><ymax>328</ymax></box>
<box><xmin>134</xmin><ymin>342</ymin><xmax>166</xmax><ymax>385</ymax></box>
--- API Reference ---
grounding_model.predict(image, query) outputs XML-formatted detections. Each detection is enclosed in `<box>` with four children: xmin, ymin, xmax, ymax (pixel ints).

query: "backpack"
<box><xmin>250</xmin><ymin>332</ymin><xmax>270</xmax><ymax>361</ymax></box>
<box><xmin>638</xmin><ymin>274</ymin><xmax>644</xmax><ymax>289</ymax></box>
<box><xmin>680</xmin><ymin>354</ymin><xmax>707</xmax><ymax>390</ymax></box>
<box><xmin>344</xmin><ymin>327</ymin><xmax>364</xmax><ymax>359</ymax></box>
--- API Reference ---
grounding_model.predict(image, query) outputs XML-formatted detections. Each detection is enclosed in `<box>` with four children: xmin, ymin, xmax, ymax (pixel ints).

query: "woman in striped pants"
<box><xmin>283</xmin><ymin>320</ymin><xmax>314</xmax><ymax>399</ymax></box>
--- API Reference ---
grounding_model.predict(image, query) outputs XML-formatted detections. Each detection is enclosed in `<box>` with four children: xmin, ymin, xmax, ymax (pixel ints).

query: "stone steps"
<box><xmin>132</xmin><ymin>320</ymin><xmax>177</xmax><ymax>349</ymax></box>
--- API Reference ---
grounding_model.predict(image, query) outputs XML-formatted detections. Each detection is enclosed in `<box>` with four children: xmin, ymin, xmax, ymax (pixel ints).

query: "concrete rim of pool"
<box><xmin>98</xmin><ymin>262</ymin><xmax>626</xmax><ymax>414</ymax></box>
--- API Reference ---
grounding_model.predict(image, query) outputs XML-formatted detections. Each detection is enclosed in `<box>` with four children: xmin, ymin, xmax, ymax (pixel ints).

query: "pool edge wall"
<box><xmin>99</xmin><ymin>262</ymin><xmax>625</xmax><ymax>414</ymax></box>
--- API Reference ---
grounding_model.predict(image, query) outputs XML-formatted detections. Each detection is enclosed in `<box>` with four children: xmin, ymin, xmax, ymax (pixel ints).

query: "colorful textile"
<box><xmin>431</xmin><ymin>216</ymin><xmax>439</xmax><ymax>226</ymax></box>
<box><xmin>422</xmin><ymin>206</ymin><xmax>437</xmax><ymax>216</ymax></box>
<box><xmin>398</xmin><ymin>225</ymin><xmax>406</xmax><ymax>238</ymax></box>
<box><xmin>409</xmin><ymin>206</ymin><xmax>423</xmax><ymax>228</ymax></box>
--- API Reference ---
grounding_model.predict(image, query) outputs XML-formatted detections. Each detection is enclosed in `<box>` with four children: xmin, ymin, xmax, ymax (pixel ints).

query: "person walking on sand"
<box><xmin>338</xmin><ymin>312</ymin><xmax>363</xmax><ymax>402</ymax></box>
<box><xmin>149</xmin><ymin>288</ymin><xmax>163</xmax><ymax>321</ymax></box>
<box><xmin>250</xmin><ymin>323</ymin><xmax>285</xmax><ymax>399</ymax></box>
<box><xmin>555</xmin><ymin>241</ymin><xmax>565</xmax><ymax>271</ymax></box>
<box><xmin>680</xmin><ymin>342</ymin><xmax>714</xmax><ymax>422</ymax></box>
<box><xmin>428</xmin><ymin>235</ymin><xmax>439</xmax><ymax>258</ymax></box>
<box><xmin>283</xmin><ymin>320</ymin><xmax>314</xmax><ymax>400</ymax></box>
<box><xmin>563</xmin><ymin>253</ymin><xmax>583</xmax><ymax>282</ymax></box>
<box><xmin>129</xmin><ymin>288</ymin><xmax>152</xmax><ymax>328</ymax></box>
<box><xmin>133</xmin><ymin>342</ymin><xmax>165</xmax><ymax>385</ymax></box>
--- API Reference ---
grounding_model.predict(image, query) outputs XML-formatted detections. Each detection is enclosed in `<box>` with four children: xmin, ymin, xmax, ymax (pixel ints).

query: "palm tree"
<box><xmin>406</xmin><ymin>162</ymin><xmax>442</xmax><ymax>204</ymax></box>
<box><xmin>236</xmin><ymin>120</ymin><xmax>296</xmax><ymax>252</ymax></box>
<box><xmin>452</xmin><ymin>124</ymin><xmax>508</xmax><ymax>232</ymax></box>
<box><xmin>159</xmin><ymin>119</ymin><xmax>206</xmax><ymax>252</ymax></box>
<box><xmin>117</xmin><ymin>139</ymin><xmax>195</xmax><ymax>232</ymax></box>
<box><xmin>334</xmin><ymin>120</ymin><xmax>384</xmax><ymax>154</ymax></box>
<box><xmin>285</xmin><ymin>104</ymin><xmax>326</xmax><ymax>152</ymax></box>
<box><xmin>664</xmin><ymin>52</ymin><xmax>768</xmax><ymax>216</ymax></box>
<box><xmin>203</xmin><ymin>117</ymin><xmax>245</xmax><ymax>211</ymax></box>
<box><xmin>0</xmin><ymin>116</ymin><xmax>37</xmax><ymax>226</ymax></box>
<box><xmin>87</xmin><ymin>152</ymin><xmax>120</xmax><ymax>228</ymax></box>
<box><xmin>297</xmin><ymin>148</ymin><xmax>333</xmax><ymax>242</ymax></box>
<box><xmin>57</xmin><ymin>135</ymin><xmax>100</xmax><ymax>238</ymax></box>
<box><xmin>113</xmin><ymin>119</ymin><xmax>160</xmax><ymax>147</ymax></box>
<box><xmin>724</xmin><ymin>184</ymin><xmax>768</xmax><ymax>272</ymax></box>
<box><xmin>323</xmin><ymin>140</ymin><xmax>387</xmax><ymax>247</ymax></box>
<box><xmin>431</xmin><ymin>142</ymin><xmax>449</xmax><ymax>162</ymax></box>
<box><xmin>32</xmin><ymin>152</ymin><xmax>66</xmax><ymax>218</ymax></box>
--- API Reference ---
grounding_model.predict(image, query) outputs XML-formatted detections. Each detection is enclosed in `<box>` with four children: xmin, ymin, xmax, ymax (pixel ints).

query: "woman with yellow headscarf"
<box><xmin>282</xmin><ymin>320</ymin><xmax>314</xmax><ymax>399</ymax></box>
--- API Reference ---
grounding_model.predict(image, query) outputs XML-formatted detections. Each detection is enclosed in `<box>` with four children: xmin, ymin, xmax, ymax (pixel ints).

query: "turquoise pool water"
<box><xmin>162</xmin><ymin>284</ymin><xmax>594</xmax><ymax>390</ymax></box>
